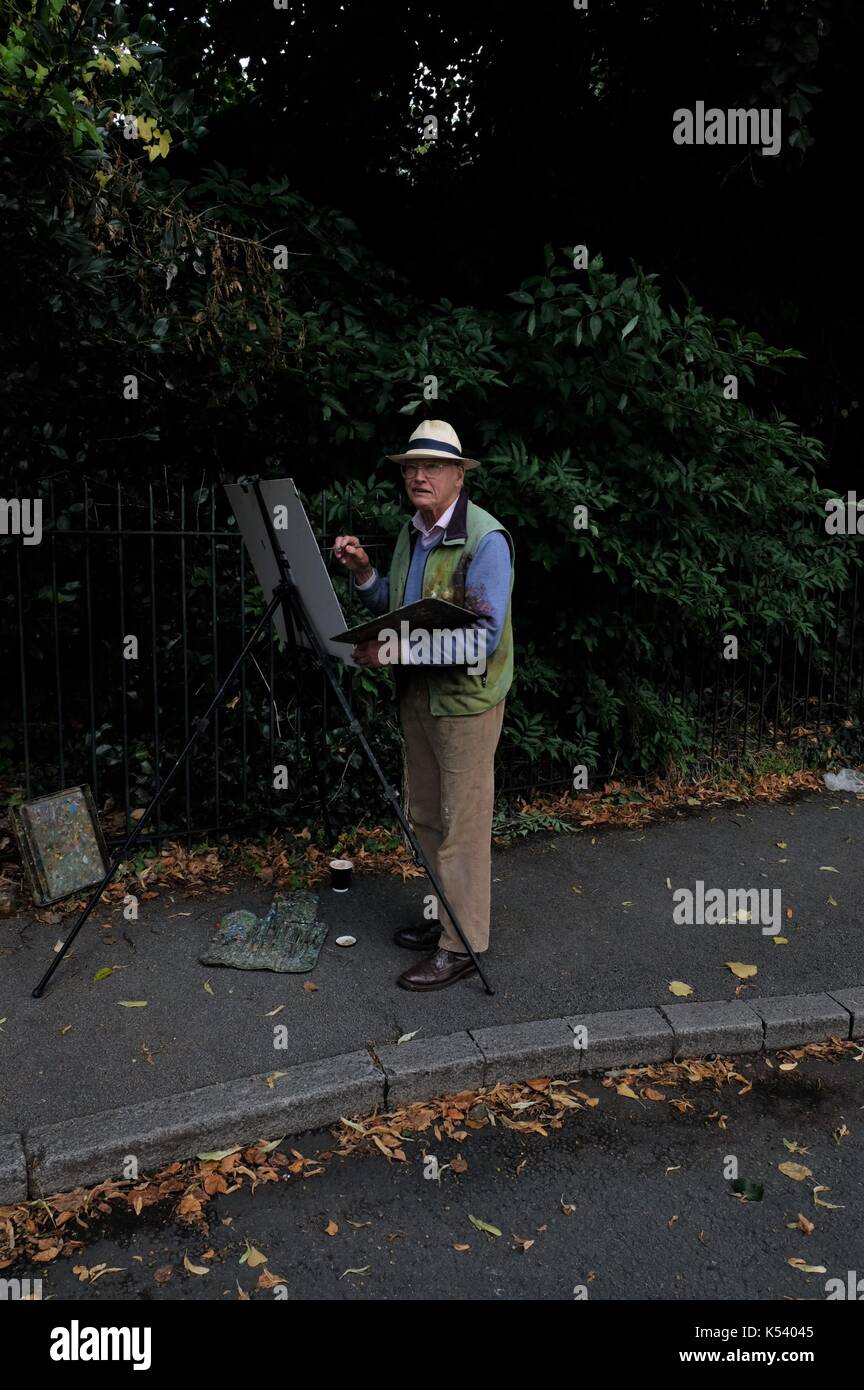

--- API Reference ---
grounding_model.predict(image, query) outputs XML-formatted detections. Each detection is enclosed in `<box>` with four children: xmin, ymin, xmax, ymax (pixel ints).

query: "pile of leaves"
<box><xmin>0</xmin><ymin>762</ymin><xmax>834</xmax><ymax>922</ymax></box>
<box><xmin>504</xmin><ymin>766</ymin><xmax>826</xmax><ymax>838</ymax></box>
<box><xmin>2</xmin><ymin>1037</ymin><xmax>859</xmax><ymax>1274</ymax></box>
<box><xmin>332</xmin><ymin>1038</ymin><xmax>859</xmax><ymax>1160</ymax></box>
<box><xmin>0</xmin><ymin>1138</ymin><xmax>294</xmax><ymax>1278</ymax></box>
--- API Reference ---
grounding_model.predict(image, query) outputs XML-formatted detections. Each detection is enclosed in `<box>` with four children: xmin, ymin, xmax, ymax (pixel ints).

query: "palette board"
<box><xmin>12</xmin><ymin>785</ymin><xmax>110</xmax><ymax>906</ymax></box>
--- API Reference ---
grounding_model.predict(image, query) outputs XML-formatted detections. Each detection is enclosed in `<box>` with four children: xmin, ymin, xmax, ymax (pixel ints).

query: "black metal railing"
<box><xmin>5</xmin><ymin>479</ymin><xmax>403</xmax><ymax>846</ymax></box>
<box><xmin>3</xmin><ymin>480</ymin><xmax>864</xmax><ymax>847</ymax></box>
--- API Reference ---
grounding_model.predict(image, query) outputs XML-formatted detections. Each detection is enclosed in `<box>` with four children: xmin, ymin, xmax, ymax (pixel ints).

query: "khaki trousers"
<box><xmin>398</xmin><ymin>678</ymin><xmax>505</xmax><ymax>954</ymax></box>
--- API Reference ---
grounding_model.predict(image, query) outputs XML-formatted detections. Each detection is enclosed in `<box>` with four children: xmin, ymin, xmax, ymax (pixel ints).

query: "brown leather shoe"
<box><xmin>393</xmin><ymin>922</ymin><xmax>441</xmax><ymax>951</ymax></box>
<box><xmin>397</xmin><ymin>948</ymin><xmax>478</xmax><ymax>991</ymax></box>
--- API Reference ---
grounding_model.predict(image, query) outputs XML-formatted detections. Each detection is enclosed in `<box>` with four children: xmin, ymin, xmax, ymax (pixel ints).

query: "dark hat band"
<box><xmin>404</xmin><ymin>437</ymin><xmax>462</xmax><ymax>457</ymax></box>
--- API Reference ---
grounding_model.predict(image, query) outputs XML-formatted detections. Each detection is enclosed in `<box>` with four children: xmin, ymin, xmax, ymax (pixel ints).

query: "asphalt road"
<box><xmin>14</xmin><ymin>1049</ymin><xmax>864</xmax><ymax>1304</ymax></box>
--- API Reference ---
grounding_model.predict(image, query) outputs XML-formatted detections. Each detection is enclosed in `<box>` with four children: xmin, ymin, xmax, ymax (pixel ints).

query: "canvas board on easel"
<box><xmin>225</xmin><ymin>478</ymin><xmax>358</xmax><ymax>667</ymax></box>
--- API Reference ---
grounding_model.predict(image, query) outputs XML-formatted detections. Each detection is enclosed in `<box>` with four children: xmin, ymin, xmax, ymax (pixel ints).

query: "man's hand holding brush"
<box><xmin>333</xmin><ymin>535</ymin><xmax>386</xmax><ymax>667</ymax></box>
<box><xmin>333</xmin><ymin>534</ymin><xmax>374</xmax><ymax>586</ymax></box>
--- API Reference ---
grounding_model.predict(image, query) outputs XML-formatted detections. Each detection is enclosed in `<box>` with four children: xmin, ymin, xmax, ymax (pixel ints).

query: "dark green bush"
<box><xmin>1</xmin><ymin>1</ymin><xmax>857</xmax><ymax>835</ymax></box>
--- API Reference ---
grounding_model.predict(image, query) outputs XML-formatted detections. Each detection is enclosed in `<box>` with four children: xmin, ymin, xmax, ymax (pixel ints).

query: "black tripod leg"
<box><xmin>269</xmin><ymin>560</ymin><xmax>335</xmax><ymax>849</ymax></box>
<box><xmin>31</xmin><ymin>589</ymin><xmax>285</xmax><ymax>999</ymax></box>
<box><xmin>305</xmin><ymin>672</ymin><xmax>335</xmax><ymax>847</ymax></box>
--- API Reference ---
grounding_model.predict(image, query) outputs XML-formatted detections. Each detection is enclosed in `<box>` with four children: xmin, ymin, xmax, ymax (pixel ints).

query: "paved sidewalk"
<box><xmin>2</xmin><ymin>791</ymin><xmax>863</xmax><ymax>1139</ymax></box>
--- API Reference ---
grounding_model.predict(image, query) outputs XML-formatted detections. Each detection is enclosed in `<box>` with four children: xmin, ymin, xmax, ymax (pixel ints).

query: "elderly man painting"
<box><xmin>334</xmin><ymin>420</ymin><xmax>515</xmax><ymax>991</ymax></box>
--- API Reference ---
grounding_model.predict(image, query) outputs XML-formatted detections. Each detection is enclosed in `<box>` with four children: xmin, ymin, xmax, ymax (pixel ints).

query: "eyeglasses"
<box><xmin>400</xmin><ymin>461</ymin><xmax>450</xmax><ymax>477</ymax></box>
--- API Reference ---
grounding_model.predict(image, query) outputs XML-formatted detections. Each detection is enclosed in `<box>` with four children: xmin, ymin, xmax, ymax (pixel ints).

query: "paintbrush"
<box><xmin>327</xmin><ymin>541</ymin><xmax>386</xmax><ymax>557</ymax></box>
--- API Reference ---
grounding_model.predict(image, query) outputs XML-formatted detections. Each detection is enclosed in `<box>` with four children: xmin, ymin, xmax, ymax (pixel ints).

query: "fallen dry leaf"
<box><xmin>788</xmin><ymin>1214</ymin><xmax>815</xmax><ymax>1236</ymax></box>
<box><xmin>237</xmin><ymin>1241</ymin><xmax>268</xmax><ymax>1268</ymax></box>
<box><xmin>725</xmin><ymin>962</ymin><xmax>757</xmax><ymax>980</ymax></box>
<box><xmin>778</xmin><ymin>1162</ymin><xmax>812</xmax><ymax>1182</ymax></box>
<box><xmin>73</xmin><ymin>1263</ymin><xmax>124</xmax><ymax>1283</ymax></box>
<box><xmin>813</xmin><ymin>1187</ymin><xmax>843</xmax><ymax>1210</ymax></box>
<box><xmin>783</xmin><ymin>1139</ymin><xmax>810</xmax><ymax>1155</ymax></box>
<box><xmin>573</xmin><ymin>1090</ymin><xmax>599</xmax><ymax>1107</ymax></box>
<box><xmin>257</xmin><ymin>1137</ymin><xmax>285</xmax><ymax>1154</ymax></box>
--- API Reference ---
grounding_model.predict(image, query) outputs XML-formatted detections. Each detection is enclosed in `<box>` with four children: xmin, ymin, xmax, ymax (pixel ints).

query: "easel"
<box><xmin>32</xmin><ymin>479</ymin><xmax>494</xmax><ymax>997</ymax></box>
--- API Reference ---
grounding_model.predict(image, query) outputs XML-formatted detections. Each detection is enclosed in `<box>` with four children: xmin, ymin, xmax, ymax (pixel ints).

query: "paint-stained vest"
<box><xmin>387</xmin><ymin>493</ymin><xmax>514</xmax><ymax>716</ymax></box>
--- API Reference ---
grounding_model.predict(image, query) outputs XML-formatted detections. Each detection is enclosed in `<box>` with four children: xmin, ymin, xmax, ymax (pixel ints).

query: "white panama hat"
<box><xmin>386</xmin><ymin>419</ymin><xmax>481</xmax><ymax>470</ymax></box>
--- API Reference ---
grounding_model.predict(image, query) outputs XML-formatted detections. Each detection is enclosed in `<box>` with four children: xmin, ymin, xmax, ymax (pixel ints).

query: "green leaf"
<box><xmin>93</xmin><ymin>967</ymin><xmax>113</xmax><ymax>981</ymax></box>
<box><xmin>731</xmin><ymin>1178</ymin><xmax>764</xmax><ymax>1202</ymax></box>
<box><xmin>468</xmin><ymin>1215</ymin><xmax>502</xmax><ymax>1237</ymax></box>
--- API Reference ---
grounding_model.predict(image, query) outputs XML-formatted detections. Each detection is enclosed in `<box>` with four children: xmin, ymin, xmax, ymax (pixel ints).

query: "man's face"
<box><xmin>403</xmin><ymin>461</ymin><xmax>463</xmax><ymax>511</ymax></box>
